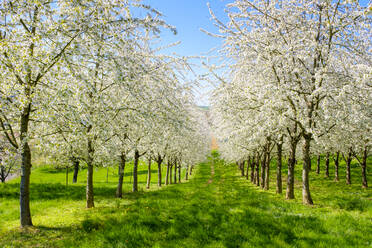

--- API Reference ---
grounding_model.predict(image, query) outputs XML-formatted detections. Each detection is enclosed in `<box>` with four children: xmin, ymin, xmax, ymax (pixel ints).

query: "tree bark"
<box><xmin>174</xmin><ymin>159</ymin><xmax>177</xmax><ymax>183</ymax></box>
<box><xmin>260</xmin><ymin>150</ymin><xmax>266</xmax><ymax>189</ymax></box>
<box><xmin>146</xmin><ymin>158</ymin><xmax>151</xmax><ymax>189</ymax></box>
<box><xmin>157</xmin><ymin>155</ymin><xmax>163</xmax><ymax>187</ymax></box>
<box><xmin>253</xmin><ymin>159</ymin><xmax>257</xmax><ymax>184</ymax></box>
<box><xmin>334</xmin><ymin>152</ymin><xmax>340</xmax><ymax>182</ymax></box>
<box><xmin>116</xmin><ymin>153</ymin><xmax>126</xmax><ymax>198</ymax></box>
<box><xmin>361</xmin><ymin>147</ymin><xmax>368</xmax><ymax>188</ymax></box>
<box><xmin>1</xmin><ymin>164</ymin><xmax>12</xmax><ymax>183</ymax></box>
<box><xmin>276</xmin><ymin>143</ymin><xmax>283</xmax><ymax>194</ymax></box>
<box><xmin>72</xmin><ymin>159</ymin><xmax>79</xmax><ymax>183</ymax></box>
<box><xmin>264</xmin><ymin>149</ymin><xmax>271</xmax><ymax>190</ymax></box>
<box><xmin>241</xmin><ymin>161</ymin><xmax>245</xmax><ymax>177</ymax></box>
<box><xmin>302</xmin><ymin>135</ymin><xmax>313</xmax><ymax>205</ymax></box>
<box><xmin>86</xmin><ymin>137</ymin><xmax>94</xmax><ymax>208</ymax></box>
<box><xmin>246</xmin><ymin>157</ymin><xmax>250</xmax><ymax>180</ymax></box>
<box><xmin>316</xmin><ymin>155</ymin><xmax>320</xmax><ymax>174</ymax></box>
<box><xmin>250</xmin><ymin>157</ymin><xmax>255</xmax><ymax>183</ymax></box>
<box><xmin>286</xmin><ymin>140</ymin><xmax>298</xmax><ymax>200</ymax></box>
<box><xmin>190</xmin><ymin>165</ymin><xmax>193</xmax><ymax>175</ymax></box>
<box><xmin>0</xmin><ymin>165</ymin><xmax>5</xmax><ymax>183</ymax></box>
<box><xmin>0</xmin><ymin>154</ymin><xmax>3</xmax><ymax>182</ymax></box>
<box><xmin>255</xmin><ymin>154</ymin><xmax>260</xmax><ymax>186</ymax></box>
<box><xmin>325</xmin><ymin>152</ymin><xmax>330</xmax><ymax>178</ymax></box>
<box><xmin>178</xmin><ymin>164</ymin><xmax>181</xmax><ymax>183</ymax></box>
<box><xmin>185</xmin><ymin>164</ymin><xmax>189</xmax><ymax>180</ymax></box>
<box><xmin>132</xmin><ymin>149</ymin><xmax>140</xmax><ymax>192</ymax></box>
<box><xmin>169</xmin><ymin>163</ymin><xmax>173</xmax><ymax>184</ymax></box>
<box><xmin>344</xmin><ymin>149</ymin><xmax>352</xmax><ymax>185</ymax></box>
<box><xmin>165</xmin><ymin>161</ymin><xmax>170</xmax><ymax>185</ymax></box>
<box><xmin>20</xmin><ymin>103</ymin><xmax>33</xmax><ymax>227</ymax></box>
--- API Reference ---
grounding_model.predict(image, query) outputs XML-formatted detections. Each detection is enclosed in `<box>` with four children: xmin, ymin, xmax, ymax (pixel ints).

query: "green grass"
<box><xmin>276</xmin><ymin>155</ymin><xmax>372</xmax><ymax>212</ymax></box>
<box><xmin>0</xmin><ymin>161</ymin><xmax>184</xmax><ymax>232</ymax></box>
<box><xmin>0</xmin><ymin>154</ymin><xmax>371</xmax><ymax>247</ymax></box>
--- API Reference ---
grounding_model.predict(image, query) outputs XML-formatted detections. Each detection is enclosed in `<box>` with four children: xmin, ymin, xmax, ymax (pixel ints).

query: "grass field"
<box><xmin>0</xmin><ymin>154</ymin><xmax>371</xmax><ymax>247</ymax></box>
<box><xmin>0</xmin><ymin>161</ymin><xmax>185</xmax><ymax>233</ymax></box>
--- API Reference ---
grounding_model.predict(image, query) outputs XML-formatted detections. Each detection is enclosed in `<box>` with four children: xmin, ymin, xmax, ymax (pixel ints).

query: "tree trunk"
<box><xmin>85</xmin><ymin>163</ymin><xmax>94</xmax><ymax>204</ymax></box>
<box><xmin>86</xmin><ymin>163</ymin><xmax>94</xmax><ymax>207</ymax></box>
<box><xmin>286</xmin><ymin>140</ymin><xmax>297</xmax><ymax>200</ymax></box>
<box><xmin>190</xmin><ymin>165</ymin><xmax>193</xmax><ymax>175</ymax></box>
<box><xmin>1</xmin><ymin>163</ymin><xmax>12</xmax><ymax>183</ymax></box>
<box><xmin>255</xmin><ymin>154</ymin><xmax>260</xmax><ymax>186</ymax></box>
<box><xmin>246</xmin><ymin>157</ymin><xmax>250</xmax><ymax>180</ymax></box>
<box><xmin>361</xmin><ymin>147</ymin><xmax>368</xmax><ymax>188</ymax></box>
<box><xmin>345</xmin><ymin>150</ymin><xmax>352</xmax><ymax>185</ymax></box>
<box><xmin>252</xmin><ymin>159</ymin><xmax>257</xmax><ymax>184</ymax></box>
<box><xmin>132</xmin><ymin>149</ymin><xmax>139</xmax><ymax>192</ymax></box>
<box><xmin>185</xmin><ymin>164</ymin><xmax>189</xmax><ymax>180</ymax></box>
<box><xmin>325</xmin><ymin>152</ymin><xmax>330</xmax><ymax>178</ymax></box>
<box><xmin>169</xmin><ymin>164</ymin><xmax>173</xmax><ymax>184</ymax></box>
<box><xmin>334</xmin><ymin>152</ymin><xmax>340</xmax><ymax>182</ymax></box>
<box><xmin>250</xmin><ymin>157</ymin><xmax>255</xmax><ymax>183</ymax></box>
<box><xmin>72</xmin><ymin>159</ymin><xmax>79</xmax><ymax>183</ymax></box>
<box><xmin>20</xmin><ymin>103</ymin><xmax>33</xmax><ymax>227</ymax></box>
<box><xmin>157</xmin><ymin>156</ymin><xmax>162</xmax><ymax>187</ymax></box>
<box><xmin>116</xmin><ymin>153</ymin><xmax>126</xmax><ymax>198</ymax></box>
<box><xmin>20</xmin><ymin>140</ymin><xmax>33</xmax><ymax>226</ymax></box>
<box><xmin>316</xmin><ymin>155</ymin><xmax>320</xmax><ymax>174</ymax></box>
<box><xmin>146</xmin><ymin>158</ymin><xmax>151</xmax><ymax>189</ymax></box>
<box><xmin>302</xmin><ymin>135</ymin><xmax>313</xmax><ymax>205</ymax></box>
<box><xmin>0</xmin><ymin>165</ymin><xmax>5</xmax><ymax>183</ymax></box>
<box><xmin>260</xmin><ymin>151</ymin><xmax>266</xmax><ymax>189</ymax></box>
<box><xmin>178</xmin><ymin>164</ymin><xmax>181</xmax><ymax>183</ymax></box>
<box><xmin>241</xmin><ymin>161</ymin><xmax>245</xmax><ymax>177</ymax></box>
<box><xmin>165</xmin><ymin>161</ymin><xmax>170</xmax><ymax>185</ymax></box>
<box><xmin>86</xmin><ymin>138</ymin><xmax>94</xmax><ymax>208</ymax></box>
<box><xmin>276</xmin><ymin>143</ymin><xmax>283</xmax><ymax>194</ymax></box>
<box><xmin>174</xmin><ymin>160</ymin><xmax>177</xmax><ymax>183</ymax></box>
<box><xmin>264</xmin><ymin>150</ymin><xmax>270</xmax><ymax>190</ymax></box>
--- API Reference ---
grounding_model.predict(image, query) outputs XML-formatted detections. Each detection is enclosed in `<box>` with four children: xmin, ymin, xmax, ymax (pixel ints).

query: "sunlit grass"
<box><xmin>0</xmin><ymin>154</ymin><xmax>371</xmax><ymax>247</ymax></box>
<box><xmin>0</xmin><ymin>161</ymin><xmax>185</xmax><ymax>232</ymax></box>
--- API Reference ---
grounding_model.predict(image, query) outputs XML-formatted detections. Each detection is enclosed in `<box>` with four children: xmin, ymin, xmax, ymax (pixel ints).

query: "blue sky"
<box><xmin>138</xmin><ymin>0</ymin><xmax>232</xmax><ymax>106</ymax></box>
<box><xmin>140</xmin><ymin>0</ymin><xmax>230</xmax><ymax>57</ymax></box>
<box><xmin>139</xmin><ymin>0</ymin><xmax>370</xmax><ymax>106</ymax></box>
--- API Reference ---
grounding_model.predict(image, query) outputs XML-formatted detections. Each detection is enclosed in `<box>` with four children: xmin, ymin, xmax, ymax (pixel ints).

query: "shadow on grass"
<box><xmin>50</xmin><ymin>164</ymin><xmax>334</xmax><ymax>248</ymax></box>
<box><xmin>1</xmin><ymin>158</ymin><xmax>371</xmax><ymax>248</ymax></box>
<box><xmin>0</xmin><ymin>183</ymin><xmax>117</xmax><ymax>201</ymax></box>
<box><xmin>39</xmin><ymin>166</ymin><xmax>154</xmax><ymax>178</ymax></box>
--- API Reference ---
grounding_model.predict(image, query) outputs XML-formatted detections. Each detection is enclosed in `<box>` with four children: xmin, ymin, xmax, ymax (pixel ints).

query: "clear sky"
<box><xmin>139</xmin><ymin>0</ymin><xmax>370</xmax><ymax>106</ymax></box>
<box><xmin>142</xmin><ymin>0</ymin><xmax>229</xmax><ymax>55</ymax></box>
<box><xmin>138</xmin><ymin>0</ymin><xmax>232</xmax><ymax>106</ymax></box>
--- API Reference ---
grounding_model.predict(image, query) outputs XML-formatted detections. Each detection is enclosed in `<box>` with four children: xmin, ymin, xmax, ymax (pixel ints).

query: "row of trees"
<box><xmin>0</xmin><ymin>0</ymin><xmax>209</xmax><ymax>227</ymax></box>
<box><xmin>209</xmin><ymin>0</ymin><xmax>371</xmax><ymax>205</ymax></box>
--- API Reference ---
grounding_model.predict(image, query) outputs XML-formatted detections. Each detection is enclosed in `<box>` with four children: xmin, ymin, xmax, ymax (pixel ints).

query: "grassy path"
<box><xmin>1</xmin><ymin>156</ymin><xmax>372</xmax><ymax>247</ymax></box>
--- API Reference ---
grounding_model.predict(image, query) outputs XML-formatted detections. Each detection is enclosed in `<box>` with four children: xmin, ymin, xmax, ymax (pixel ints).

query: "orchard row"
<box><xmin>210</xmin><ymin>1</ymin><xmax>371</xmax><ymax>204</ymax></box>
<box><xmin>0</xmin><ymin>1</ymin><xmax>209</xmax><ymax>227</ymax></box>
